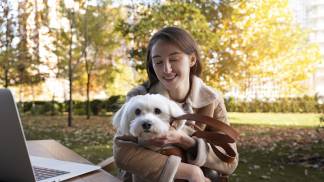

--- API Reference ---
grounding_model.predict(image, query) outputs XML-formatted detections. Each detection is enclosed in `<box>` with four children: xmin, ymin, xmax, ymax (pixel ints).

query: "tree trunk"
<box><xmin>86</xmin><ymin>73</ymin><xmax>91</xmax><ymax>119</ymax></box>
<box><xmin>51</xmin><ymin>94</ymin><xmax>55</xmax><ymax>116</ymax></box>
<box><xmin>68</xmin><ymin>10</ymin><xmax>74</xmax><ymax>127</ymax></box>
<box><xmin>4</xmin><ymin>69</ymin><xmax>9</xmax><ymax>88</ymax></box>
<box><xmin>31</xmin><ymin>84</ymin><xmax>35</xmax><ymax>114</ymax></box>
<box><xmin>84</xmin><ymin>4</ymin><xmax>90</xmax><ymax>120</ymax></box>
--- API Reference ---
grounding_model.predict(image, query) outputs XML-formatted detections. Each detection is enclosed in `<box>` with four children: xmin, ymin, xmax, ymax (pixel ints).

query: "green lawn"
<box><xmin>21</xmin><ymin>113</ymin><xmax>324</xmax><ymax>181</ymax></box>
<box><xmin>229</xmin><ymin>112</ymin><xmax>322</xmax><ymax>127</ymax></box>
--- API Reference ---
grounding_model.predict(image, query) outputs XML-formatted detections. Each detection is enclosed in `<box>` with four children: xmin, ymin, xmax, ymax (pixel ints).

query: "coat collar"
<box><xmin>150</xmin><ymin>76</ymin><xmax>218</xmax><ymax>108</ymax></box>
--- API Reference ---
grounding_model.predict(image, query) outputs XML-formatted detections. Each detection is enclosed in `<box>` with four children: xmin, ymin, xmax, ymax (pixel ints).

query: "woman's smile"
<box><xmin>163</xmin><ymin>74</ymin><xmax>177</xmax><ymax>82</ymax></box>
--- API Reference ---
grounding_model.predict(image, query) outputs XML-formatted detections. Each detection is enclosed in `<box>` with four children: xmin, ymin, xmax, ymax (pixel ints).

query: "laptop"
<box><xmin>0</xmin><ymin>89</ymin><xmax>101</xmax><ymax>182</ymax></box>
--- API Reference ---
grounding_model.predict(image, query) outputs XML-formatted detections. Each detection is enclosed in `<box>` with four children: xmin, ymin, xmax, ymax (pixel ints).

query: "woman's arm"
<box><xmin>185</xmin><ymin>100</ymin><xmax>239</xmax><ymax>175</ymax></box>
<box><xmin>145</xmin><ymin>100</ymin><xmax>239</xmax><ymax>175</ymax></box>
<box><xmin>113</xmin><ymin>136</ymin><xmax>182</xmax><ymax>182</ymax></box>
<box><xmin>175</xmin><ymin>162</ymin><xmax>211</xmax><ymax>182</ymax></box>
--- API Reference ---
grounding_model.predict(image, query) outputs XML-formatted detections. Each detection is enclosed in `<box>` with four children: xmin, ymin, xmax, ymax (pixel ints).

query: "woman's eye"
<box><xmin>153</xmin><ymin>60</ymin><xmax>163</xmax><ymax>65</ymax></box>
<box><xmin>154</xmin><ymin>108</ymin><xmax>161</xmax><ymax>115</ymax></box>
<box><xmin>135</xmin><ymin>108</ymin><xmax>141</xmax><ymax>116</ymax></box>
<box><xmin>169</xmin><ymin>59</ymin><xmax>178</xmax><ymax>62</ymax></box>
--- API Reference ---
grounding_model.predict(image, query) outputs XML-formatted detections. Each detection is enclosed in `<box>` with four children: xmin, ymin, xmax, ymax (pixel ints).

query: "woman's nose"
<box><xmin>163</xmin><ymin>60</ymin><xmax>172</xmax><ymax>73</ymax></box>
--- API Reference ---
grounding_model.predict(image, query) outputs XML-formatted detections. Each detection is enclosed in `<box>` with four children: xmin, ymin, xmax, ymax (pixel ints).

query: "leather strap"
<box><xmin>172</xmin><ymin>113</ymin><xmax>239</xmax><ymax>163</ymax></box>
<box><xmin>173</xmin><ymin>114</ymin><xmax>239</xmax><ymax>140</ymax></box>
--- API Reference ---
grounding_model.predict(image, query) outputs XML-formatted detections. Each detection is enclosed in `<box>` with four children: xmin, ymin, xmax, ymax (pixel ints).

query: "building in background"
<box><xmin>289</xmin><ymin>0</ymin><xmax>324</xmax><ymax>96</ymax></box>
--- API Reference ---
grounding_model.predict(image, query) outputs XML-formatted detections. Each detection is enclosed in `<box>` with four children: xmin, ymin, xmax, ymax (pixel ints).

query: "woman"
<box><xmin>113</xmin><ymin>27</ymin><xmax>238</xmax><ymax>182</ymax></box>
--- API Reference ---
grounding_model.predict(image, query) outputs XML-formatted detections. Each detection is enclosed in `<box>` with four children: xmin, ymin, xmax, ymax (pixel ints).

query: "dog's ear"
<box><xmin>112</xmin><ymin>103</ymin><xmax>130</xmax><ymax>135</ymax></box>
<box><xmin>168</xmin><ymin>100</ymin><xmax>185</xmax><ymax>117</ymax></box>
<box><xmin>112</xmin><ymin>104</ymin><xmax>125</xmax><ymax>128</ymax></box>
<box><xmin>168</xmin><ymin>100</ymin><xmax>186</xmax><ymax>130</ymax></box>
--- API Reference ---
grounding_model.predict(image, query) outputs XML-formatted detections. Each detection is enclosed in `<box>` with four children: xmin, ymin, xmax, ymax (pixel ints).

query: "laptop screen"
<box><xmin>0</xmin><ymin>89</ymin><xmax>36</xmax><ymax>182</ymax></box>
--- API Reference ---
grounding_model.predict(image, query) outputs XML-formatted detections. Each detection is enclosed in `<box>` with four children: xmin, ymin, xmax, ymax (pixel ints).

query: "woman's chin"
<box><xmin>162</xmin><ymin>77</ymin><xmax>179</xmax><ymax>89</ymax></box>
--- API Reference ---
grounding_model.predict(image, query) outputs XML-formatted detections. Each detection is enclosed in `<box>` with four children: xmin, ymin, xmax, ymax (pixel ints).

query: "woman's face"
<box><xmin>151</xmin><ymin>40</ymin><xmax>196</xmax><ymax>91</ymax></box>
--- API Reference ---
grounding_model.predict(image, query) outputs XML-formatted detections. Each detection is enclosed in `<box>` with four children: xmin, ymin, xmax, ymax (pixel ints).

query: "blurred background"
<box><xmin>1</xmin><ymin>0</ymin><xmax>324</xmax><ymax>181</ymax></box>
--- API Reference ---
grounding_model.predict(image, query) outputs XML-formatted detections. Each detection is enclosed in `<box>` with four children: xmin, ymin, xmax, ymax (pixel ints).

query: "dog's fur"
<box><xmin>113</xmin><ymin>94</ymin><xmax>186</xmax><ymax>141</ymax></box>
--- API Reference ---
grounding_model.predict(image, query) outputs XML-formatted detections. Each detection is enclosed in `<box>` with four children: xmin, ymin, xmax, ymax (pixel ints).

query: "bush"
<box><xmin>19</xmin><ymin>101</ymin><xmax>64</xmax><ymax>115</ymax></box>
<box><xmin>106</xmin><ymin>95</ymin><xmax>126</xmax><ymax>113</ymax></box>
<box><xmin>19</xmin><ymin>95</ymin><xmax>126</xmax><ymax>116</ymax></box>
<box><xmin>91</xmin><ymin>99</ymin><xmax>105</xmax><ymax>115</ymax></box>
<box><xmin>20</xmin><ymin>94</ymin><xmax>321</xmax><ymax>115</ymax></box>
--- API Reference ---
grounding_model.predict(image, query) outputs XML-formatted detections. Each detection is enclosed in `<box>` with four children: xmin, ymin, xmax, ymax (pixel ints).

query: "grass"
<box><xmin>232</xmin><ymin>143</ymin><xmax>324</xmax><ymax>182</ymax></box>
<box><xmin>22</xmin><ymin>115</ymin><xmax>115</xmax><ymax>164</ymax></box>
<box><xmin>21</xmin><ymin>113</ymin><xmax>324</xmax><ymax>181</ymax></box>
<box><xmin>229</xmin><ymin>112</ymin><xmax>322</xmax><ymax>127</ymax></box>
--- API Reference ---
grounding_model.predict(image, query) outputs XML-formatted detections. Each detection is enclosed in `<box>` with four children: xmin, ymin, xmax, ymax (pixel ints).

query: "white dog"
<box><xmin>112</xmin><ymin>94</ymin><xmax>186</xmax><ymax>141</ymax></box>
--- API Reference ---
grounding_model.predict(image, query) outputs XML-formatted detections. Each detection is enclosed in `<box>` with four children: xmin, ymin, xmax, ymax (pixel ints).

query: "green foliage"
<box><xmin>1</xmin><ymin>0</ymin><xmax>322</xmax><ymax>108</ymax></box>
<box><xmin>18</xmin><ymin>94</ymin><xmax>323</xmax><ymax>116</ymax></box>
<box><xmin>115</xmin><ymin>2</ymin><xmax>215</xmax><ymax>69</ymax></box>
<box><xmin>103</xmin><ymin>62</ymin><xmax>139</xmax><ymax>96</ymax></box>
<box><xmin>20</xmin><ymin>101</ymin><xmax>64</xmax><ymax>115</ymax></box>
<box><xmin>116</xmin><ymin>0</ymin><xmax>322</xmax><ymax>95</ymax></box>
<box><xmin>105</xmin><ymin>95</ymin><xmax>126</xmax><ymax>112</ymax></box>
<box><xmin>18</xmin><ymin>94</ymin><xmax>126</xmax><ymax>116</ymax></box>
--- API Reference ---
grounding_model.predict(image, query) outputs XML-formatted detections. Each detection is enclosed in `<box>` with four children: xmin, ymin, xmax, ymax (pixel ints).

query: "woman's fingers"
<box><xmin>204</xmin><ymin>177</ymin><xmax>211</xmax><ymax>182</ymax></box>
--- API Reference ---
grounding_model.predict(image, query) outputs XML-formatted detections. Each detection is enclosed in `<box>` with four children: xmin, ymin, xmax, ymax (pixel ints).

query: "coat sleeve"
<box><xmin>186</xmin><ymin>96</ymin><xmax>239</xmax><ymax>175</ymax></box>
<box><xmin>113</xmin><ymin>137</ymin><xmax>181</xmax><ymax>182</ymax></box>
<box><xmin>126</xmin><ymin>85</ymin><xmax>147</xmax><ymax>101</ymax></box>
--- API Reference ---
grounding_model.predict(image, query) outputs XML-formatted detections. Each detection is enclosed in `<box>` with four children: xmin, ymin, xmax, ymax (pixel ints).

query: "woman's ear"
<box><xmin>189</xmin><ymin>54</ymin><xmax>196</xmax><ymax>67</ymax></box>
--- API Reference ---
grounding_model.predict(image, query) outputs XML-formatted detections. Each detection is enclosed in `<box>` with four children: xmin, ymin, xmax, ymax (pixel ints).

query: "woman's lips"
<box><xmin>163</xmin><ymin>74</ymin><xmax>177</xmax><ymax>81</ymax></box>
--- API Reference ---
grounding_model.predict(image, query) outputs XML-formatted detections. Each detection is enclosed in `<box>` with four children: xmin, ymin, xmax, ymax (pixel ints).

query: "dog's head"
<box><xmin>112</xmin><ymin>94</ymin><xmax>185</xmax><ymax>139</ymax></box>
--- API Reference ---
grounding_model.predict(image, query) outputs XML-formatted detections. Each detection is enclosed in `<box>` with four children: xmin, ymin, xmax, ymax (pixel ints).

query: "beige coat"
<box><xmin>113</xmin><ymin>76</ymin><xmax>239</xmax><ymax>182</ymax></box>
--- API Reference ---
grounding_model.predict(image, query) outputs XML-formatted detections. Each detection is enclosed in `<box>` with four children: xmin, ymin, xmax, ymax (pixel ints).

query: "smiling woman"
<box><xmin>111</xmin><ymin>27</ymin><xmax>239</xmax><ymax>182</ymax></box>
<box><xmin>151</xmin><ymin>41</ymin><xmax>195</xmax><ymax>103</ymax></box>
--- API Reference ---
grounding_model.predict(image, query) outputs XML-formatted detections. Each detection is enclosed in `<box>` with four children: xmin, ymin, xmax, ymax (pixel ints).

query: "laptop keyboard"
<box><xmin>33</xmin><ymin>166</ymin><xmax>70</xmax><ymax>181</ymax></box>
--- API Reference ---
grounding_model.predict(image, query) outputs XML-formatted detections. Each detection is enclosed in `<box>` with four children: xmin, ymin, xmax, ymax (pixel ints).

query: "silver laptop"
<box><xmin>0</xmin><ymin>89</ymin><xmax>100</xmax><ymax>182</ymax></box>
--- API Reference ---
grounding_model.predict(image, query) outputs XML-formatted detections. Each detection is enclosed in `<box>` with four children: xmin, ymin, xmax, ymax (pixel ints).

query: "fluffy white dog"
<box><xmin>112</xmin><ymin>94</ymin><xmax>186</xmax><ymax>141</ymax></box>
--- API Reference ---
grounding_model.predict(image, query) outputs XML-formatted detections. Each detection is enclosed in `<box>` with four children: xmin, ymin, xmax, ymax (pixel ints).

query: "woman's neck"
<box><xmin>168</xmin><ymin>78</ymin><xmax>191</xmax><ymax>103</ymax></box>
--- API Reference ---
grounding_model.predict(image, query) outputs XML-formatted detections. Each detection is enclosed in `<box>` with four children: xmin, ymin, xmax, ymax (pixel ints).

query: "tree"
<box><xmin>210</xmin><ymin>0</ymin><xmax>321</xmax><ymax>95</ymax></box>
<box><xmin>115</xmin><ymin>1</ymin><xmax>215</xmax><ymax>76</ymax></box>
<box><xmin>116</xmin><ymin>0</ymin><xmax>321</xmax><ymax>97</ymax></box>
<box><xmin>76</xmin><ymin>1</ymin><xmax>122</xmax><ymax>119</ymax></box>
<box><xmin>14</xmin><ymin>0</ymin><xmax>48</xmax><ymax>109</ymax></box>
<box><xmin>0</xmin><ymin>0</ymin><xmax>16</xmax><ymax>88</ymax></box>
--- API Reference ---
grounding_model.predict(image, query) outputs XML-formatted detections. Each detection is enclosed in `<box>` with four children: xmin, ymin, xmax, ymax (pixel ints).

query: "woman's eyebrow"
<box><xmin>152</xmin><ymin>55</ymin><xmax>161</xmax><ymax>59</ymax></box>
<box><xmin>152</xmin><ymin>52</ymin><xmax>180</xmax><ymax>59</ymax></box>
<box><xmin>169</xmin><ymin>52</ymin><xmax>181</xmax><ymax>56</ymax></box>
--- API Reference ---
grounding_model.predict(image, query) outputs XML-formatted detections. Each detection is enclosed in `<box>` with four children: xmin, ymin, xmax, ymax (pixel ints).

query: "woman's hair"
<box><xmin>144</xmin><ymin>26</ymin><xmax>202</xmax><ymax>89</ymax></box>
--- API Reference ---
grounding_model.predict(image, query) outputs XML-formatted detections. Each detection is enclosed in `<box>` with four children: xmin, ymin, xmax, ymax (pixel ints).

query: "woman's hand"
<box><xmin>175</xmin><ymin>162</ymin><xmax>211</xmax><ymax>182</ymax></box>
<box><xmin>144</xmin><ymin>130</ymin><xmax>196</xmax><ymax>149</ymax></box>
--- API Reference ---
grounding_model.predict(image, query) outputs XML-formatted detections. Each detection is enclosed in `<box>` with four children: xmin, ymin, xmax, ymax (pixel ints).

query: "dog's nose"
<box><xmin>142</xmin><ymin>122</ymin><xmax>152</xmax><ymax>130</ymax></box>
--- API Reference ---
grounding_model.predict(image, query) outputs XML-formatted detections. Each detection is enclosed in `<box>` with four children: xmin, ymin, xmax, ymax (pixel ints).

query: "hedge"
<box><xmin>18</xmin><ymin>95</ymin><xmax>323</xmax><ymax>116</ymax></box>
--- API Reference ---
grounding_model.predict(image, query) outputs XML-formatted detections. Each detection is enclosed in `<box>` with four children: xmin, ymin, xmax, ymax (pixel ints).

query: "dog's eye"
<box><xmin>154</xmin><ymin>108</ymin><xmax>161</xmax><ymax>115</ymax></box>
<box><xmin>135</xmin><ymin>108</ymin><xmax>141</xmax><ymax>116</ymax></box>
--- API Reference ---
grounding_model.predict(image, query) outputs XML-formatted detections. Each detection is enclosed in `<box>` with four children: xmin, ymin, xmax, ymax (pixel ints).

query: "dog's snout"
<box><xmin>142</xmin><ymin>122</ymin><xmax>152</xmax><ymax>130</ymax></box>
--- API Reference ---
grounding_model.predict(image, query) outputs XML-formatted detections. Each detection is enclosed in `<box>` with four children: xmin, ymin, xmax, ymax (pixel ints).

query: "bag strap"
<box><xmin>173</xmin><ymin>114</ymin><xmax>239</xmax><ymax>140</ymax></box>
<box><xmin>172</xmin><ymin>113</ymin><xmax>239</xmax><ymax>163</ymax></box>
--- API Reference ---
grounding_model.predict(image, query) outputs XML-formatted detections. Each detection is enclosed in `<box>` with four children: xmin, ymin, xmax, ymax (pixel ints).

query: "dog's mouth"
<box><xmin>143</xmin><ymin>129</ymin><xmax>151</xmax><ymax>133</ymax></box>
